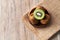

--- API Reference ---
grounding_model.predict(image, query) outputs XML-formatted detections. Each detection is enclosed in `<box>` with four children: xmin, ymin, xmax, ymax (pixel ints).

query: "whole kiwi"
<box><xmin>40</xmin><ymin>14</ymin><xmax>50</xmax><ymax>24</ymax></box>
<box><xmin>28</xmin><ymin>13</ymin><xmax>39</xmax><ymax>25</ymax></box>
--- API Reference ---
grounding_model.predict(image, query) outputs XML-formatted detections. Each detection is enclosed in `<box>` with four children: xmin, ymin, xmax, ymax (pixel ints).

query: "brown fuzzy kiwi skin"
<box><xmin>40</xmin><ymin>14</ymin><xmax>50</xmax><ymax>25</ymax></box>
<box><xmin>28</xmin><ymin>13</ymin><xmax>39</xmax><ymax>25</ymax></box>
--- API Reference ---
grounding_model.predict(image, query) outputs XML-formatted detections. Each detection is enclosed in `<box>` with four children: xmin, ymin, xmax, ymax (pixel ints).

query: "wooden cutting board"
<box><xmin>23</xmin><ymin>0</ymin><xmax>60</xmax><ymax>40</ymax></box>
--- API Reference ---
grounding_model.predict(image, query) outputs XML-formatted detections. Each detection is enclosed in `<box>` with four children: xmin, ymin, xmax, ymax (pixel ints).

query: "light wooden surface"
<box><xmin>0</xmin><ymin>0</ymin><xmax>60</xmax><ymax>40</ymax></box>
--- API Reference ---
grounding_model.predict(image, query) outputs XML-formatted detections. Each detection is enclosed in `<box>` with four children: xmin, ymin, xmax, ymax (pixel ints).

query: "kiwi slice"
<box><xmin>33</xmin><ymin>9</ymin><xmax>45</xmax><ymax>20</ymax></box>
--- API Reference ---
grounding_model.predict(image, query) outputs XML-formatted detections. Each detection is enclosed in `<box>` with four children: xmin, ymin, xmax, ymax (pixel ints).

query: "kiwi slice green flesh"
<box><xmin>33</xmin><ymin>9</ymin><xmax>45</xmax><ymax>20</ymax></box>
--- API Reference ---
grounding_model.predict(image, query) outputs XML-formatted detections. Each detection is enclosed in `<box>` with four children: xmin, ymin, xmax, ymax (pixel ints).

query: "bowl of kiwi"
<box><xmin>28</xmin><ymin>6</ymin><xmax>50</xmax><ymax>28</ymax></box>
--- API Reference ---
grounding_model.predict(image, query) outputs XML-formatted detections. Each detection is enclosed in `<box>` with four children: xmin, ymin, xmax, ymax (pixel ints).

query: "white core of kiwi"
<box><xmin>36</xmin><ymin>12</ymin><xmax>42</xmax><ymax>16</ymax></box>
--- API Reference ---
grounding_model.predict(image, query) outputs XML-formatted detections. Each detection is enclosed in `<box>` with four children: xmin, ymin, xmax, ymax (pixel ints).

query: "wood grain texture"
<box><xmin>0</xmin><ymin>0</ymin><xmax>60</xmax><ymax>40</ymax></box>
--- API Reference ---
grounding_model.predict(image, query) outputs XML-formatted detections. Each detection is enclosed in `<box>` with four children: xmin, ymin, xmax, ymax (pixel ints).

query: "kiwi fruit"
<box><xmin>40</xmin><ymin>14</ymin><xmax>50</xmax><ymax>24</ymax></box>
<box><xmin>33</xmin><ymin>9</ymin><xmax>45</xmax><ymax>20</ymax></box>
<box><xmin>28</xmin><ymin>13</ymin><xmax>39</xmax><ymax>25</ymax></box>
<box><xmin>28</xmin><ymin>6</ymin><xmax>50</xmax><ymax>26</ymax></box>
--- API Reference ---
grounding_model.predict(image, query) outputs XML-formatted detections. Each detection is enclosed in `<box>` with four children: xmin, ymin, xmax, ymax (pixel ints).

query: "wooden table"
<box><xmin>0</xmin><ymin>0</ymin><xmax>60</xmax><ymax>40</ymax></box>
